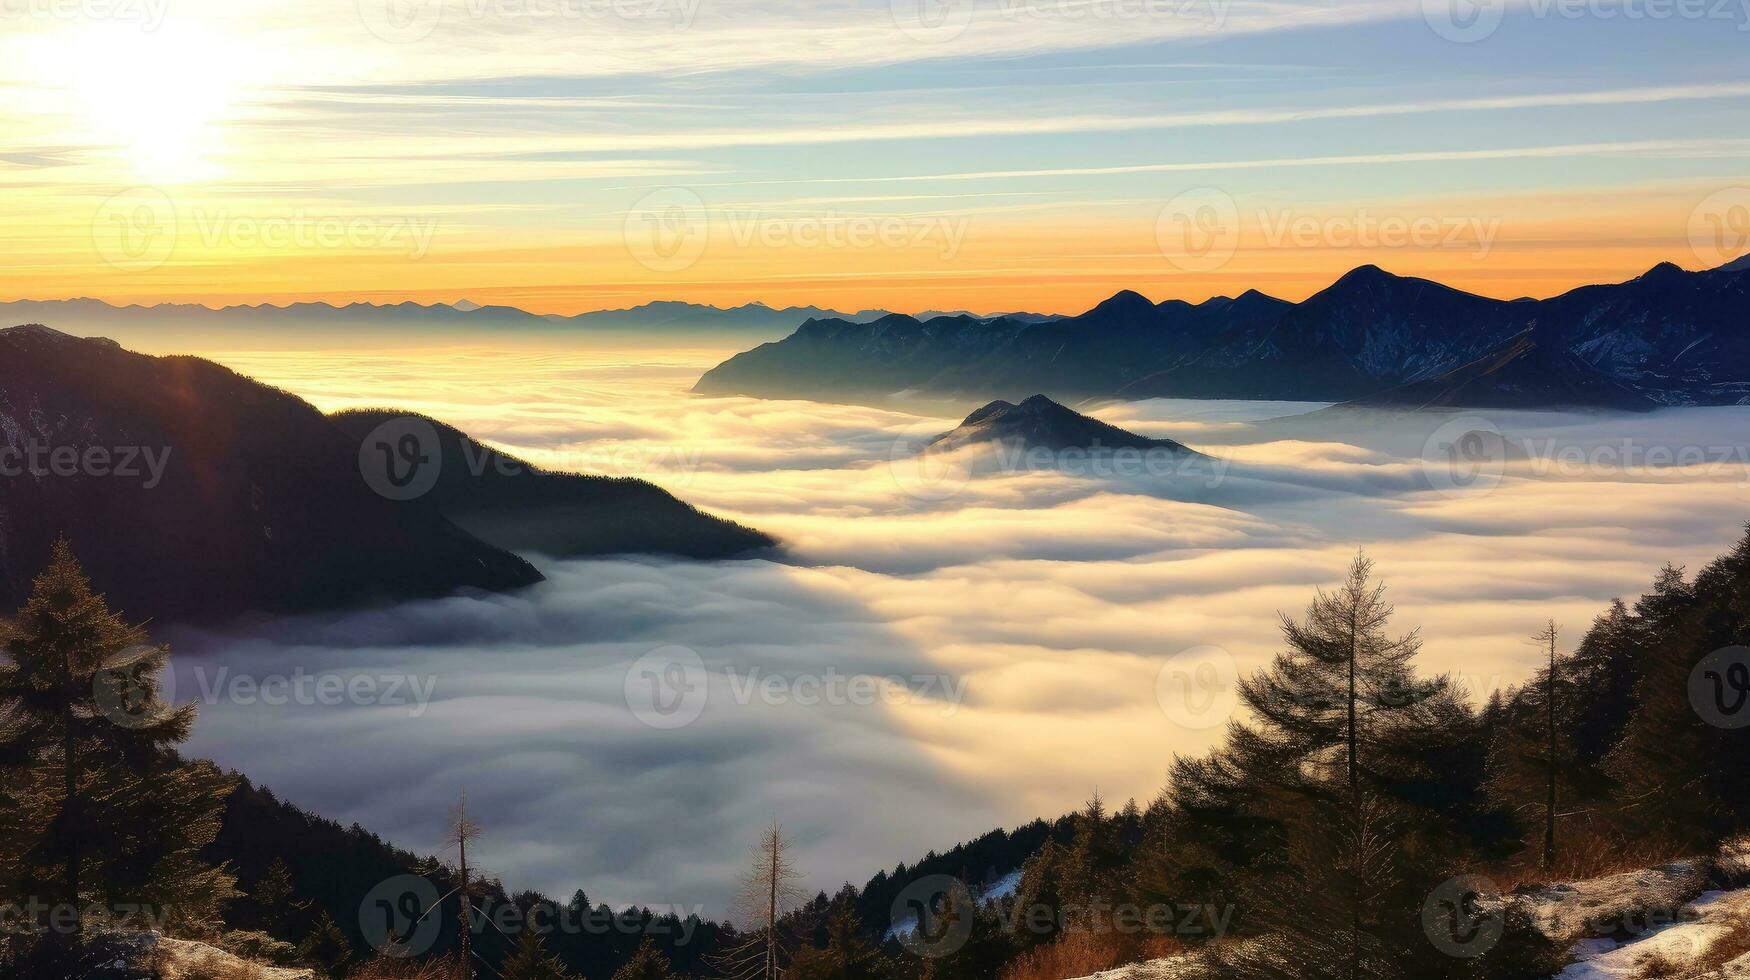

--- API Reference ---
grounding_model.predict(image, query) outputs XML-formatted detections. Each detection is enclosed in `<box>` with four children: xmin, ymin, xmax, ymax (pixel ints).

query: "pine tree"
<box><xmin>500</xmin><ymin>927</ymin><xmax>577</xmax><ymax>980</ymax></box>
<box><xmin>611</xmin><ymin>937</ymin><xmax>678</xmax><ymax>980</ymax></box>
<box><xmin>1607</xmin><ymin>531</ymin><xmax>1750</xmax><ymax>845</ymax></box>
<box><xmin>1059</xmin><ymin>791</ymin><xmax>1126</xmax><ymax>926</ymax></box>
<box><xmin>249</xmin><ymin>857</ymin><xmax>301</xmax><ymax>936</ymax></box>
<box><xmin>1483</xmin><ymin>623</ymin><xmax>1589</xmax><ymax>876</ymax></box>
<box><xmin>788</xmin><ymin>907</ymin><xmax>896</xmax><ymax>980</ymax></box>
<box><xmin>0</xmin><ymin>539</ymin><xmax>235</xmax><ymax>940</ymax></box>
<box><xmin>1180</xmin><ymin>553</ymin><xmax>1473</xmax><ymax>980</ymax></box>
<box><xmin>1007</xmin><ymin>840</ymin><xmax>1067</xmax><ymax>952</ymax></box>
<box><xmin>916</xmin><ymin>888</ymin><xmax>1011</xmax><ymax>980</ymax></box>
<box><xmin>297</xmin><ymin>909</ymin><xmax>355</xmax><ymax>979</ymax></box>
<box><xmin>1564</xmin><ymin>599</ymin><xmax>1646</xmax><ymax>766</ymax></box>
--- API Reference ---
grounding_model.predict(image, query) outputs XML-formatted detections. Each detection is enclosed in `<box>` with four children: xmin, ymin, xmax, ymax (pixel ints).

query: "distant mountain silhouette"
<box><xmin>930</xmin><ymin>394</ymin><xmax>1196</xmax><ymax>454</ymax></box>
<box><xmin>0</xmin><ymin>297</ymin><xmax>924</xmax><ymax>341</ymax></box>
<box><xmin>696</xmin><ymin>261</ymin><xmax>1750</xmax><ymax>410</ymax></box>
<box><xmin>0</xmin><ymin>325</ymin><xmax>770</xmax><ymax>623</ymax></box>
<box><xmin>329</xmin><ymin>410</ymin><xmax>772</xmax><ymax>560</ymax></box>
<box><xmin>566</xmin><ymin>300</ymin><xmax>891</xmax><ymax>333</ymax></box>
<box><xmin>694</xmin><ymin>289</ymin><xmax>1289</xmax><ymax>401</ymax></box>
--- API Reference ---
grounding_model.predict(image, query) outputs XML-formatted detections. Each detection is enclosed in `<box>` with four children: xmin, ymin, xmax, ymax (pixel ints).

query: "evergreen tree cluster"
<box><xmin>0</xmin><ymin>541</ymin><xmax>236</xmax><ymax>976</ymax></box>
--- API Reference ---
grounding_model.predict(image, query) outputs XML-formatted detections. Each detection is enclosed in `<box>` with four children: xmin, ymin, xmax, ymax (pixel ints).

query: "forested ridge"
<box><xmin>4</xmin><ymin>527</ymin><xmax>1749</xmax><ymax>979</ymax></box>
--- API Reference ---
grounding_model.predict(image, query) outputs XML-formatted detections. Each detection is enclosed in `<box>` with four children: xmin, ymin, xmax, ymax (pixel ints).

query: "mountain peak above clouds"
<box><xmin>929</xmin><ymin>393</ymin><xmax>1196</xmax><ymax>454</ymax></box>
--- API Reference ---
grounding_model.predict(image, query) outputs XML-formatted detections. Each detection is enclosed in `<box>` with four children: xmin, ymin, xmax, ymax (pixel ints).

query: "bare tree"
<box><xmin>446</xmin><ymin>795</ymin><xmax>485</xmax><ymax>980</ymax></box>
<box><xmin>1534</xmin><ymin>620</ymin><xmax>1561</xmax><ymax>872</ymax></box>
<box><xmin>714</xmin><ymin>820</ymin><xmax>807</xmax><ymax>980</ymax></box>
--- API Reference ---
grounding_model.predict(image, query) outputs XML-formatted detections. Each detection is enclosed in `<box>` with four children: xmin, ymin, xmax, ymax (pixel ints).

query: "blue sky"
<box><xmin>3</xmin><ymin>0</ymin><xmax>1747</xmax><ymax>311</ymax></box>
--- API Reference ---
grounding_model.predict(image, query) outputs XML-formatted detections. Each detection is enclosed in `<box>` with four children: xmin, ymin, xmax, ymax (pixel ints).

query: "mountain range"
<box><xmin>694</xmin><ymin>259</ymin><xmax>1750</xmax><ymax>410</ymax></box>
<box><xmin>0</xmin><ymin>324</ymin><xmax>770</xmax><ymax>623</ymax></box>
<box><xmin>0</xmin><ymin>297</ymin><xmax>1036</xmax><ymax>344</ymax></box>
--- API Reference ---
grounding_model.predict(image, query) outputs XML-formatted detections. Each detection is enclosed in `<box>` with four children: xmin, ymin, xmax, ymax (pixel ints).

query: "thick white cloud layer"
<box><xmin>170</xmin><ymin>343</ymin><xmax>1750</xmax><ymax>917</ymax></box>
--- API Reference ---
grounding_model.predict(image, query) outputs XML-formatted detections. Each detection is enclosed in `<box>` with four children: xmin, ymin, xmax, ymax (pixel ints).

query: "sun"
<box><xmin>55</xmin><ymin>22</ymin><xmax>243</xmax><ymax>184</ymax></box>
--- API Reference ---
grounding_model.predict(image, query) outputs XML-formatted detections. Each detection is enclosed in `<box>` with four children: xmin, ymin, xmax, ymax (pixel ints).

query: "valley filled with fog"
<box><xmin>161</xmin><ymin>340</ymin><xmax>1750</xmax><ymax>917</ymax></box>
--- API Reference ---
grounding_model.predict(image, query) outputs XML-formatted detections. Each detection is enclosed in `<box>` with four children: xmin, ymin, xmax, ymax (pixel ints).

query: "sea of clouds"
<box><xmin>166</xmin><ymin>342</ymin><xmax>1750</xmax><ymax>919</ymax></box>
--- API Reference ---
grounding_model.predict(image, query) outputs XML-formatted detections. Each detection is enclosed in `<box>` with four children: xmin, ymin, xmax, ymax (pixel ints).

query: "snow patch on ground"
<box><xmin>1524</xmin><ymin>861</ymin><xmax>1711</xmax><ymax>947</ymax></box>
<box><xmin>1555</xmin><ymin>888</ymin><xmax>1750</xmax><ymax>979</ymax></box>
<box><xmin>984</xmin><ymin>870</ymin><xmax>1023</xmax><ymax>901</ymax></box>
<box><xmin>886</xmin><ymin>869</ymin><xmax>1026</xmax><ymax>940</ymax></box>
<box><xmin>1064</xmin><ymin>954</ymin><xmax>1200</xmax><ymax>980</ymax></box>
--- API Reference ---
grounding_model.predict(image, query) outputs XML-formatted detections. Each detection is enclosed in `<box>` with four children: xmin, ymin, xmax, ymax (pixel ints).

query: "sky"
<box><xmin>3</xmin><ymin>0</ymin><xmax>1748</xmax><ymax>313</ymax></box>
